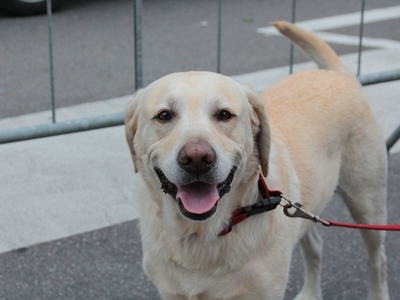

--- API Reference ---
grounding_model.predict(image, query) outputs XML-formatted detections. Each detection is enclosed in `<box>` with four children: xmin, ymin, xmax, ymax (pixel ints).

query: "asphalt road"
<box><xmin>0</xmin><ymin>152</ymin><xmax>399</xmax><ymax>300</ymax></box>
<box><xmin>0</xmin><ymin>0</ymin><xmax>399</xmax><ymax>118</ymax></box>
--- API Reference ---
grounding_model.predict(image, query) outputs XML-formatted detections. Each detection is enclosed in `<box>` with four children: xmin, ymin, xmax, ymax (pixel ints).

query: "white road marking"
<box><xmin>314</xmin><ymin>32</ymin><xmax>400</xmax><ymax>50</ymax></box>
<box><xmin>257</xmin><ymin>5</ymin><xmax>400</xmax><ymax>49</ymax></box>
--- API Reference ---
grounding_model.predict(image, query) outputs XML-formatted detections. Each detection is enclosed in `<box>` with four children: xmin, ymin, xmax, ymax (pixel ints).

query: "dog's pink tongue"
<box><xmin>177</xmin><ymin>182</ymin><xmax>219</xmax><ymax>214</ymax></box>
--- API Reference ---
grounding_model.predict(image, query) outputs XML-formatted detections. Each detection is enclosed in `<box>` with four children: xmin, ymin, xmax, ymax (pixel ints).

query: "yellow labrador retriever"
<box><xmin>125</xmin><ymin>21</ymin><xmax>389</xmax><ymax>300</ymax></box>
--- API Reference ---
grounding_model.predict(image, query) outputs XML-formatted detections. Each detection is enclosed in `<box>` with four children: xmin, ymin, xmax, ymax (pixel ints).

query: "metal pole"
<box><xmin>1</xmin><ymin>69</ymin><xmax>400</xmax><ymax>145</ymax></box>
<box><xmin>357</xmin><ymin>68</ymin><xmax>400</xmax><ymax>86</ymax></box>
<box><xmin>46</xmin><ymin>0</ymin><xmax>56</xmax><ymax>123</ymax></box>
<box><xmin>386</xmin><ymin>124</ymin><xmax>400</xmax><ymax>151</ymax></box>
<box><xmin>357</xmin><ymin>0</ymin><xmax>366</xmax><ymax>76</ymax></box>
<box><xmin>133</xmin><ymin>0</ymin><xmax>143</xmax><ymax>89</ymax></box>
<box><xmin>0</xmin><ymin>112</ymin><xmax>124</xmax><ymax>144</ymax></box>
<box><xmin>289</xmin><ymin>0</ymin><xmax>297</xmax><ymax>74</ymax></box>
<box><xmin>217</xmin><ymin>0</ymin><xmax>222</xmax><ymax>73</ymax></box>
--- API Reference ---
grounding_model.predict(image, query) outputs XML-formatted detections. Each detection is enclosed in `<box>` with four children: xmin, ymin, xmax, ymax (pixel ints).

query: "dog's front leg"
<box><xmin>158</xmin><ymin>291</ymin><xmax>191</xmax><ymax>300</ymax></box>
<box><xmin>293</xmin><ymin>226</ymin><xmax>323</xmax><ymax>300</ymax></box>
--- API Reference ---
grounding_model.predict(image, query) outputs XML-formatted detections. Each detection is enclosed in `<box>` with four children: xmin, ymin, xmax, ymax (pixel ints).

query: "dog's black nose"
<box><xmin>178</xmin><ymin>141</ymin><xmax>216</xmax><ymax>175</ymax></box>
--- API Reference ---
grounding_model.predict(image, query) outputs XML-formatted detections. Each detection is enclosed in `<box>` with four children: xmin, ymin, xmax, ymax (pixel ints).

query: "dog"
<box><xmin>125</xmin><ymin>21</ymin><xmax>389</xmax><ymax>300</ymax></box>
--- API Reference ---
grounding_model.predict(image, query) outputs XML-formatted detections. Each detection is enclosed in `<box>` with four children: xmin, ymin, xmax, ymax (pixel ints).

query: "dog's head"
<box><xmin>125</xmin><ymin>71</ymin><xmax>270</xmax><ymax>222</ymax></box>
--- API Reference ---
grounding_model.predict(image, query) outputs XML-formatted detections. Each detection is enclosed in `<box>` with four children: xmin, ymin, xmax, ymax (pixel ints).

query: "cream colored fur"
<box><xmin>125</xmin><ymin>21</ymin><xmax>389</xmax><ymax>300</ymax></box>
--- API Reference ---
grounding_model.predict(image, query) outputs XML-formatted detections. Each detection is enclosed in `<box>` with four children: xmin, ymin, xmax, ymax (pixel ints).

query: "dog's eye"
<box><xmin>216</xmin><ymin>110</ymin><xmax>232</xmax><ymax>121</ymax></box>
<box><xmin>156</xmin><ymin>111</ymin><xmax>173</xmax><ymax>122</ymax></box>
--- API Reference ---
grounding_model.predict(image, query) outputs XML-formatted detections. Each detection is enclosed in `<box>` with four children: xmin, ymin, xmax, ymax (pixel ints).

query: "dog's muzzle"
<box><xmin>155</xmin><ymin>166</ymin><xmax>237</xmax><ymax>221</ymax></box>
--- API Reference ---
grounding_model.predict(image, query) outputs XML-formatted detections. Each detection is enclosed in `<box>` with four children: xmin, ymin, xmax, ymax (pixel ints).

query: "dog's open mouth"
<box><xmin>155</xmin><ymin>167</ymin><xmax>237</xmax><ymax>221</ymax></box>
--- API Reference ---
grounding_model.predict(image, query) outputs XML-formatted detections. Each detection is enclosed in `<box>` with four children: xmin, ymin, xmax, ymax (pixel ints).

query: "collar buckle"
<box><xmin>243</xmin><ymin>196</ymin><xmax>282</xmax><ymax>217</ymax></box>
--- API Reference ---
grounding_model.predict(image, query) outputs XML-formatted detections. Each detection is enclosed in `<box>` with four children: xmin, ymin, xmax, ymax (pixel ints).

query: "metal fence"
<box><xmin>0</xmin><ymin>0</ymin><xmax>399</xmax><ymax>150</ymax></box>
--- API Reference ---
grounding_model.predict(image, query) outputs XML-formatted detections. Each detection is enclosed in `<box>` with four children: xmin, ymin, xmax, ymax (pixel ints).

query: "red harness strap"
<box><xmin>219</xmin><ymin>174</ymin><xmax>282</xmax><ymax>236</ymax></box>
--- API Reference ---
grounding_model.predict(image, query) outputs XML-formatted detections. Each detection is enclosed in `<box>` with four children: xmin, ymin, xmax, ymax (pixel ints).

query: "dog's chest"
<box><xmin>145</xmin><ymin>252</ymin><xmax>287</xmax><ymax>299</ymax></box>
<box><xmin>144</xmin><ymin>225</ymin><xmax>291</xmax><ymax>299</ymax></box>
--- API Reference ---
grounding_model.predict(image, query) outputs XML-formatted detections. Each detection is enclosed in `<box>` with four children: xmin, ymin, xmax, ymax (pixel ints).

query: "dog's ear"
<box><xmin>125</xmin><ymin>90</ymin><xmax>142</xmax><ymax>173</ymax></box>
<box><xmin>246</xmin><ymin>88</ymin><xmax>270</xmax><ymax>177</ymax></box>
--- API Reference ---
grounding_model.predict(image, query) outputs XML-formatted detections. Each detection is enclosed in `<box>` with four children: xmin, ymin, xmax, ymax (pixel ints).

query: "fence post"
<box><xmin>133</xmin><ymin>0</ymin><xmax>143</xmax><ymax>90</ymax></box>
<box><xmin>217</xmin><ymin>0</ymin><xmax>222</xmax><ymax>73</ymax></box>
<box><xmin>357</xmin><ymin>0</ymin><xmax>366</xmax><ymax>75</ymax></box>
<box><xmin>387</xmin><ymin>124</ymin><xmax>400</xmax><ymax>151</ymax></box>
<box><xmin>46</xmin><ymin>0</ymin><xmax>56</xmax><ymax>123</ymax></box>
<box><xmin>289</xmin><ymin>0</ymin><xmax>297</xmax><ymax>74</ymax></box>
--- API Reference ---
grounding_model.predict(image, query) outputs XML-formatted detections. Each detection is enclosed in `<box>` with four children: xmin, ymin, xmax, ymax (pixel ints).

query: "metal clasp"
<box><xmin>281</xmin><ymin>196</ymin><xmax>330</xmax><ymax>226</ymax></box>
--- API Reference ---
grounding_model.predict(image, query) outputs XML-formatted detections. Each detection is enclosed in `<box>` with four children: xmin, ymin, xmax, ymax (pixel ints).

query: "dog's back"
<box><xmin>264</xmin><ymin>21</ymin><xmax>390</xmax><ymax>300</ymax></box>
<box><xmin>262</xmin><ymin>25</ymin><xmax>370</xmax><ymax>210</ymax></box>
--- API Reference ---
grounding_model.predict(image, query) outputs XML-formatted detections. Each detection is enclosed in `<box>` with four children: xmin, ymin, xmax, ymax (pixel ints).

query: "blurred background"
<box><xmin>0</xmin><ymin>0</ymin><xmax>399</xmax><ymax>119</ymax></box>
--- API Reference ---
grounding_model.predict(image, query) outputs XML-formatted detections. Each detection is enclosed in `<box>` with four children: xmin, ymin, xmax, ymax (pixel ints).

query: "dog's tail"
<box><xmin>272</xmin><ymin>21</ymin><xmax>349</xmax><ymax>73</ymax></box>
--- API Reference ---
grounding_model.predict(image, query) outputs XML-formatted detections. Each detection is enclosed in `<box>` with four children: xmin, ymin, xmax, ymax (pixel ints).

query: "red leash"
<box><xmin>324</xmin><ymin>221</ymin><xmax>400</xmax><ymax>231</ymax></box>
<box><xmin>220</xmin><ymin>174</ymin><xmax>400</xmax><ymax>236</ymax></box>
<box><xmin>281</xmin><ymin>195</ymin><xmax>400</xmax><ymax>231</ymax></box>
